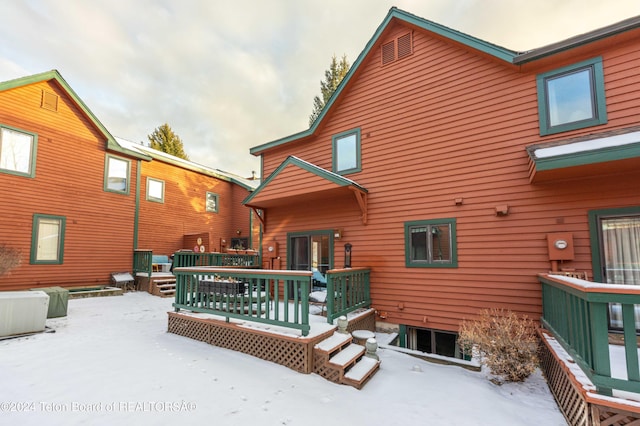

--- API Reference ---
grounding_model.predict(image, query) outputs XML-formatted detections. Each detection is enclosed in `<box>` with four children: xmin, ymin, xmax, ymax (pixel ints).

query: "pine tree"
<box><xmin>309</xmin><ymin>54</ymin><xmax>350</xmax><ymax>126</ymax></box>
<box><xmin>147</xmin><ymin>123</ymin><xmax>189</xmax><ymax>160</ymax></box>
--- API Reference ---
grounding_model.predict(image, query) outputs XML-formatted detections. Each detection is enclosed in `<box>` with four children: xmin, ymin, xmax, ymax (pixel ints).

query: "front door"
<box><xmin>595</xmin><ymin>212</ymin><xmax>640</xmax><ymax>329</ymax></box>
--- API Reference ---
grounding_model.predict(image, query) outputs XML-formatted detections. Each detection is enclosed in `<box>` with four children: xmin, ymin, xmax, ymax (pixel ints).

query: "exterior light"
<box><xmin>344</xmin><ymin>243</ymin><xmax>352</xmax><ymax>269</ymax></box>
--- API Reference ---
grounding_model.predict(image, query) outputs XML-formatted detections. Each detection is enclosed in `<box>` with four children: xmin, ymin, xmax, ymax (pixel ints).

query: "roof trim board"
<box><xmin>250</xmin><ymin>8</ymin><xmax>640</xmax><ymax>157</ymax></box>
<box><xmin>250</xmin><ymin>7</ymin><xmax>518</xmax><ymax>156</ymax></box>
<box><xmin>243</xmin><ymin>156</ymin><xmax>368</xmax><ymax>223</ymax></box>
<box><xmin>0</xmin><ymin>70</ymin><xmax>151</xmax><ymax>161</ymax></box>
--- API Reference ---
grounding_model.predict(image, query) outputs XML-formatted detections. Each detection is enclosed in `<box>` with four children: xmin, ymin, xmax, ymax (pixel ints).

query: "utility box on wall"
<box><xmin>547</xmin><ymin>232</ymin><xmax>575</xmax><ymax>261</ymax></box>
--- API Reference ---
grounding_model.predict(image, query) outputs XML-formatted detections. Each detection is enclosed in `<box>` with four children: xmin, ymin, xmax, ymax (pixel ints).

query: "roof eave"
<box><xmin>249</xmin><ymin>7</ymin><xmax>517</xmax><ymax>156</ymax></box>
<box><xmin>514</xmin><ymin>15</ymin><xmax>640</xmax><ymax>64</ymax></box>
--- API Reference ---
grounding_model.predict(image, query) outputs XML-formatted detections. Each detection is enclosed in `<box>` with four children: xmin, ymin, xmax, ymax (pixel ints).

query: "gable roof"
<box><xmin>243</xmin><ymin>155</ymin><xmax>367</xmax><ymax>208</ymax></box>
<box><xmin>0</xmin><ymin>70</ymin><xmax>150</xmax><ymax>161</ymax></box>
<box><xmin>250</xmin><ymin>7</ymin><xmax>640</xmax><ymax>156</ymax></box>
<box><xmin>116</xmin><ymin>137</ymin><xmax>258</xmax><ymax>191</ymax></box>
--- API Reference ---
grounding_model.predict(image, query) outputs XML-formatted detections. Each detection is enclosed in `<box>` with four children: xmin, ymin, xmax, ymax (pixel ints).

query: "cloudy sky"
<box><xmin>2</xmin><ymin>0</ymin><xmax>639</xmax><ymax>177</ymax></box>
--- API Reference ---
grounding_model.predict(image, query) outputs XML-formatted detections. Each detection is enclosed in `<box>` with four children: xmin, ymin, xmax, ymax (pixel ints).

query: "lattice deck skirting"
<box><xmin>538</xmin><ymin>329</ymin><xmax>640</xmax><ymax>426</ymax></box>
<box><xmin>346</xmin><ymin>310</ymin><xmax>376</xmax><ymax>334</ymax></box>
<box><xmin>168</xmin><ymin>312</ymin><xmax>334</xmax><ymax>373</ymax></box>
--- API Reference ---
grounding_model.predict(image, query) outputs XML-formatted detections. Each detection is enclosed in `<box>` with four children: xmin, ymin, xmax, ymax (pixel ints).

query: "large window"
<box><xmin>536</xmin><ymin>57</ymin><xmax>607</xmax><ymax>136</ymax></box>
<box><xmin>30</xmin><ymin>214</ymin><xmax>66</xmax><ymax>264</ymax></box>
<box><xmin>332</xmin><ymin>128</ymin><xmax>361</xmax><ymax>175</ymax></box>
<box><xmin>104</xmin><ymin>155</ymin><xmax>130</xmax><ymax>194</ymax></box>
<box><xmin>146</xmin><ymin>177</ymin><xmax>164</xmax><ymax>203</ymax></box>
<box><xmin>0</xmin><ymin>125</ymin><xmax>37</xmax><ymax>177</ymax></box>
<box><xmin>206</xmin><ymin>192</ymin><xmax>219</xmax><ymax>213</ymax></box>
<box><xmin>589</xmin><ymin>207</ymin><xmax>640</xmax><ymax>330</ymax></box>
<box><xmin>405</xmin><ymin>218</ymin><xmax>457</xmax><ymax>267</ymax></box>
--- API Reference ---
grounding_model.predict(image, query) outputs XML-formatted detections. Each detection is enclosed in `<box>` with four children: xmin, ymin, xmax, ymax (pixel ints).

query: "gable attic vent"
<box><xmin>381</xmin><ymin>31</ymin><xmax>413</xmax><ymax>66</ymax></box>
<box><xmin>41</xmin><ymin>90</ymin><xmax>59</xmax><ymax>112</ymax></box>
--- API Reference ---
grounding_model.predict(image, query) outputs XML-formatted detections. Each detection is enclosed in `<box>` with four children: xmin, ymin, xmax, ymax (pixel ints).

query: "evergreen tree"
<box><xmin>147</xmin><ymin>123</ymin><xmax>189</xmax><ymax>160</ymax></box>
<box><xmin>309</xmin><ymin>54</ymin><xmax>350</xmax><ymax>126</ymax></box>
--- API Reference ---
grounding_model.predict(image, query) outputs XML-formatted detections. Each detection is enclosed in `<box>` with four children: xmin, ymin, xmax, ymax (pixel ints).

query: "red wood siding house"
<box><xmin>0</xmin><ymin>71</ymin><xmax>258</xmax><ymax>291</ymax></box>
<box><xmin>117</xmin><ymin>138</ymin><xmax>259</xmax><ymax>257</ymax></box>
<box><xmin>0</xmin><ymin>71</ymin><xmax>148</xmax><ymax>290</ymax></box>
<box><xmin>245</xmin><ymin>8</ymin><xmax>640</xmax><ymax>357</ymax></box>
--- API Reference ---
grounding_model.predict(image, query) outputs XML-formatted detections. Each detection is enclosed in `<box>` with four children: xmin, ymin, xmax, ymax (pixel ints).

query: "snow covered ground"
<box><xmin>0</xmin><ymin>292</ymin><xmax>566</xmax><ymax>425</ymax></box>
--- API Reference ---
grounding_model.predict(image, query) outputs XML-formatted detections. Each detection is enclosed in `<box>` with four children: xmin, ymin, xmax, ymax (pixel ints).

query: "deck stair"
<box><xmin>150</xmin><ymin>277</ymin><xmax>176</xmax><ymax>297</ymax></box>
<box><xmin>313</xmin><ymin>331</ymin><xmax>380</xmax><ymax>389</ymax></box>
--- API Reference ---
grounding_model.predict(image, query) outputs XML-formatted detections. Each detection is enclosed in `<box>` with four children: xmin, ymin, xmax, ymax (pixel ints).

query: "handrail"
<box><xmin>173</xmin><ymin>267</ymin><xmax>311</xmax><ymax>336</ymax></box>
<box><xmin>173</xmin><ymin>251</ymin><xmax>260</xmax><ymax>268</ymax></box>
<box><xmin>539</xmin><ymin>273</ymin><xmax>640</xmax><ymax>396</ymax></box>
<box><xmin>326</xmin><ymin>267</ymin><xmax>371</xmax><ymax>323</ymax></box>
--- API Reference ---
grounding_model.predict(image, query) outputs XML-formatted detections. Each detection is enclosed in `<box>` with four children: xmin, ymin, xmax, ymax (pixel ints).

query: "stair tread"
<box><xmin>344</xmin><ymin>357</ymin><xmax>379</xmax><ymax>382</ymax></box>
<box><xmin>315</xmin><ymin>332</ymin><xmax>352</xmax><ymax>353</ymax></box>
<box><xmin>329</xmin><ymin>344</ymin><xmax>365</xmax><ymax>367</ymax></box>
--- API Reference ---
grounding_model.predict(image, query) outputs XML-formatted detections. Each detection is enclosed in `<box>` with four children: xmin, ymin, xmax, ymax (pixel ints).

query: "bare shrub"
<box><xmin>458</xmin><ymin>308</ymin><xmax>539</xmax><ymax>383</ymax></box>
<box><xmin>0</xmin><ymin>245</ymin><xmax>21</xmax><ymax>277</ymax></box>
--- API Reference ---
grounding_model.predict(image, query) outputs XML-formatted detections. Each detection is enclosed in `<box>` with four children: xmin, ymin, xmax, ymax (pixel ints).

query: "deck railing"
<box><xmin>133</xmin><ymin>249</ymin><xmax>153</xmax><ymax>277</ymax></box>
<box><xmin>173</xmin><ymin>251</ymin><xmax>260</xmax><ymax>268</ymax></box>
<box><xmin>326</xmin><ymin>268</ymin><xmax>371</xmax><ymax>323</ymax></box>
<box><xmin>539</xmin><ymin>273</ymin><xmax>640</xmax><ymax>396</ymax></box>
<box><xmin>173</xmin><ymin>267</ymin><xmax>312</xmax><ymax>336</ymax></box>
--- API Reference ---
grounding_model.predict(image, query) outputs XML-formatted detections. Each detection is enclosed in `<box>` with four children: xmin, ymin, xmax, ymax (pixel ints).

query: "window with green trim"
<box><xmin>405</xmin><ymin>218</ymin><xmax>457</xmax><ymax>267</ymax></box>
<box><xmin>536</xmin><ymin>57</ymin><xmax>607</xmax><ymax>136</ymax></box>
<box><xmin>332</xmin><ymin>128</ymin><xmax>361</xmax><ymax>174</ymax></box>
<box><xmin>206</xmin><ymin>192</ymin><xmax>219</xmax><ymax>213</ymax></box>
<box><xmin>146</xmin><ymin>177</ymin><xmax>164</xmax><ymax>203</ymax></box>
<box><xmin>104</xmin><ymin>155</ymin><xmax>130</xmax><ymax>194</ymax></box>
<box><xmin>30</xmin><ymin>214</ymin><xmax>66</xmax><ymax>264</ymax></box>
<box><xmin>0</xmin><ymin>124</ymin><xmax>37</xmax><ymax>177</ymax></box>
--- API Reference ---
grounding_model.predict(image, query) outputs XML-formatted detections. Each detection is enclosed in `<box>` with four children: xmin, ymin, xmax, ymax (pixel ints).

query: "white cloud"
<box><xmin>1</xmin><ymin>0</ymin><xmax>639</xmax><ymax>176</ymax></box>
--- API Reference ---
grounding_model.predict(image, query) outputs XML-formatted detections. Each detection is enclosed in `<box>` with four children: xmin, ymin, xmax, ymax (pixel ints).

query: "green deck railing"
<box><xmin>173</xmin><ymin>251</ymin><xmax>260</xmax><ymax>268</ymax></box>
<box><xmin>173</xmin><ymin>267</ymin><xmax>312</xmax><ymax>336</ymax></box>
<box><xmin>326</xmin><ymin>268</ymin><xmax>371</xmax><ymax>323</ymax></box>
<box><xmin>133</xmin><ymin>249</ymin><xmax>153</xmax><ymax>277</ymax></box>
<box><xmin>539</xmin><ymin>273</ymin><xmax>640</xmax><ymax>396</ymax></box>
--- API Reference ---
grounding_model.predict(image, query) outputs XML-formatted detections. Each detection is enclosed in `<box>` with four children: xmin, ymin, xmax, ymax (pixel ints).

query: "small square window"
<box><xmin>405</xmin><ymin>218</ymin><xmax>457</xmax><ymax>267</ymax></box>
<box><xmin>537</xmin><ymin>57</ymin><xmax>607</xmax><ymax>136</ymax></box>
<box><xmin>332</xmin><ymin>128</ymin><xmax>361</xmax><ymax>175</ymax></box>
<box><xmin>146</xmin><ymin>177</ymin><xmax>164</xmax><ymax>203</ymax></box>
<box><xmin>31</xmin><ymin>214</ymin><xmax>65</xmax><ymax>264</ymax></box>
<box><xmin>104</xmin><ymin>155</ymin><xmax>130</xmax><ymax>194</ymax></box>
<box><xmin>0</xmin><ymin>125</ymin><xmax>37</xmax><ymax>177</ymax></box>
<box><xmin>206</xmin><ymin>192</ymin><xmax>219</xmax><ymax>213</ymax></box>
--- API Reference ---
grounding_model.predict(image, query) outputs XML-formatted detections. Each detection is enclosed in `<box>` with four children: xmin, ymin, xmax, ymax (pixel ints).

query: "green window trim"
<box><xmin>104</xmin><ymin>154</ymin><xmax>131</xmax><ymax>194</ymax></box>
<box><xmin>588</xmin><ymin>205</ymin><xmax>640</xmax><ymax>283</ymax></box>
<box><xmin>332</xmin><ymin>128</ymin><xmax>361</xmax><ymax>175</ymax></box>
<box><xmin>206</xmin><ymin>192</ymin><xmax>219</xmax><ymax>213</ymax></box>
<box><xmin>536</xmin><ymin>57</ymin><xmax>607</xmax><ymax>136</ymax></box>
<box><xmin>0</xmin><ymin>124</ymin><xmax>38</xmax><ymax>178</ymax></box>
<box><xmin>30</xmin><ymin>214</ymin><xmax>66</xmax><ymax>265</ymax></box>
<box><xmin>146</xmin><ymin>177</ymin><xmax>165</xmax><ymax>203</ymax></box>
<box><xmin>404</xmin><ymin>218</ymin><xmax>457</xmax><ymax>268</ymax></box>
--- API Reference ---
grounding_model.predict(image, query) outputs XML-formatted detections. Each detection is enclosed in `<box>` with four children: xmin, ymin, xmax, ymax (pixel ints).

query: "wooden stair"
<box><xmin>313</xmin><ymin>331</ymin><xmax>380</xmax><ymax>389</ymax></box>
<box><xmin>150</xmin><ymin>278</ymin><xmax>176</xmax><ymax>297</ymax></box>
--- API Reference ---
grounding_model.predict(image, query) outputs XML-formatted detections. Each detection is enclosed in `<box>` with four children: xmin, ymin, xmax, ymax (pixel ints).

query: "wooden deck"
<box><xmin>167</xmin><ymin>308</ymin><xmax>380</xmax><ymax>389</ymax></box>
<box><xmin>539</xmin><ymin>329</ymin><xmax>640</xmax><ymax>426</ymax></box>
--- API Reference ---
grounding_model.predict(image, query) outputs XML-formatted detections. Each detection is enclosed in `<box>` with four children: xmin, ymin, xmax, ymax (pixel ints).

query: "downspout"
<box><xmin>133</xmin><ymin>159</ymin><xmax>141</xmax><ymax>250</ymax></box>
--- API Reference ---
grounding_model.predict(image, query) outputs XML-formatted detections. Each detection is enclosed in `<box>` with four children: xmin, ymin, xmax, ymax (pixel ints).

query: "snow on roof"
<box><xmin>532</xmin><ymin>131</ymin><xmax>640</xmax><ymax>159</ymax></box>
<box><xmin>115</xmin><ymin>137</ymin><xmax>259</xmax><ymax>190</ymax></box>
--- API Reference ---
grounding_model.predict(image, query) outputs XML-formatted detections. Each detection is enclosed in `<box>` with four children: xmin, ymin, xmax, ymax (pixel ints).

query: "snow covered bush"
<box><xmin>0</xmin><ymin>244</ymin><xmax>21</xmax><ymax>277</ymax></box>
<box><xmin>458</xmin><ymin>308</ymin><xmax>539</xmax><ymax>383</ymax></box>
